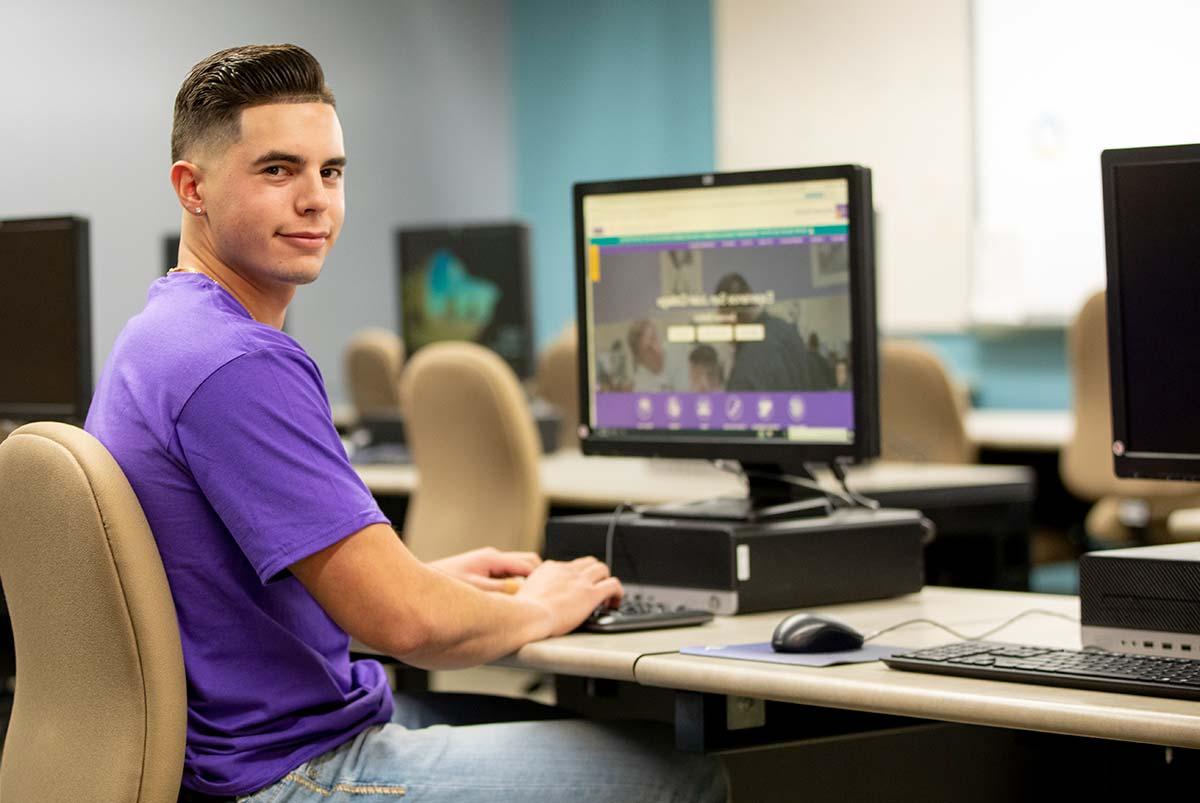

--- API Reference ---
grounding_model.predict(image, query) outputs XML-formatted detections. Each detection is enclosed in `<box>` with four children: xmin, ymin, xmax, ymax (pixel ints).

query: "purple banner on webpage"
<box><xmin>600</xmin><ymin>234</ymin><xmax>847</xmax><ymax>254</ymax></box>
<box><xmin>593</xmin><ymin>391</ymin><xmax>854</xmax><ymax>433</ymax></box>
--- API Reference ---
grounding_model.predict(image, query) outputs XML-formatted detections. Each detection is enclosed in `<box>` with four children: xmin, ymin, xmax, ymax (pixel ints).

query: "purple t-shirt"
<box><xmin>86</xmin><ymin>274</ymin><xmax>394</xmax><ymax>796</ymax></box>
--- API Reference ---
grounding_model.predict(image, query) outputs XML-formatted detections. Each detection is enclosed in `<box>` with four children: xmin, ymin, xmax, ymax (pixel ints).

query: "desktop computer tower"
<box><xmin>545</xmin><ymin>508</ymin><xmax>927</xmax><ymax>614</ymax></box>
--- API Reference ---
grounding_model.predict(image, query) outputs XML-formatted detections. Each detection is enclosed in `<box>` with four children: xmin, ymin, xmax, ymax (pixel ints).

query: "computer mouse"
<box><xmin>771</xmin><ymin>613</ymin><xmax>864</xmax><ymax>654</ymax></box>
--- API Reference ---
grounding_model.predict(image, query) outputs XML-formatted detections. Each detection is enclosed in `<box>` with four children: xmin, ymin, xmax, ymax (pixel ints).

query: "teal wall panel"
<box><xmin>513</xmin><ymin>0</ymin><xmax>715</xmax><ymax>347</ymax></box>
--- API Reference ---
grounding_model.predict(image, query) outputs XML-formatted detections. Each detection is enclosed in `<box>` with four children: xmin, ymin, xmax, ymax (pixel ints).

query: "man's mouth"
<box><xmin>278</xmin><ymin>231</ymin><xmax>330</xmax><ymax>249</ymax></box>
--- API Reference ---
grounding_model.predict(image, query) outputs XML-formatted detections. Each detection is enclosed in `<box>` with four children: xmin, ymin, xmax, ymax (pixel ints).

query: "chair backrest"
<box><xmin>344</xmin><ymin>328</ymin><xmax>405</xmax><ymax>418</ymax></box>
<box><xmin>0</xmin><ymin>422</ymin><xmax>186</xmax><ymax>803</ymax></box>
<box><xmin>399</xmin><ymin>342</ymin><xmax>546</xmax><ymax>561</ymax></box>
<box><xmin>879</xmin><ymin>340</ymin><xmax>976</xmax><ymax>464</ymax></box>
<box><xmin>1059</xmin><ymin>290</ymin><xmax>1200</xmax><ymax>501</ymax></box>
<box><xmin>535</xmin><ymin>324</ymin><xmax>579</xmax><ymax>450</ymax></box>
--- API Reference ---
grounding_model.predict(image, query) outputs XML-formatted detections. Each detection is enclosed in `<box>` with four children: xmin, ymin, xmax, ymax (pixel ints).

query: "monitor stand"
<box><xmin>639</xmin><ymin>461</ymin><xmax>833</xmax><ymax>523</ymax></box>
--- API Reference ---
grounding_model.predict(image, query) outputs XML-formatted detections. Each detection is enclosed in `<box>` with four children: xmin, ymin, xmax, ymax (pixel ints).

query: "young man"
<box><xmin>86</xmin><ymin>45</ymin><xmax>726</xmax><ymax>803</ymax></box>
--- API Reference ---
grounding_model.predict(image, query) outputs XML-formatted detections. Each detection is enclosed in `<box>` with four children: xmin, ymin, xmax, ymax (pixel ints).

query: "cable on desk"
<box><xmin>862</xmin><ymin>609</ymin><xmax>1080</xmax><ymax>644</ymax></box>
<box><xmin>711</xmin><ymin>460</ymin><xmax>856</xmax><ymax>508</ymax></box>
<box><xmin>827</xmin><ymin>459</ymin><xmax>881</xmax><ymax>511</ymax></box>
<box><xmin>604</xmin><ymin>500</ymin><xmax>632</xmax><ymax>571</ymax></box>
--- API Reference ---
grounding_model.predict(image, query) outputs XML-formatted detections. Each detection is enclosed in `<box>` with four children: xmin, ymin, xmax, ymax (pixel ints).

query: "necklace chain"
<box><xmin>167</xmin><ymin>266</ymin><xmax>257</xmax><ymax>322</ymax></box>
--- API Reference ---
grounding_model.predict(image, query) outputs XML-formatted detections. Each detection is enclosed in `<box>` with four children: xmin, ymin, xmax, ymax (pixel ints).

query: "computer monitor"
<box><xmin>1103</xmin><ymin>144</ymin><xmax>1200</xmax><ymax>481</ymax></box>
<box><xmin>574</xmin><ymin>165</ymin><xmax>879</xmax><ymax>519</ymax></box>
<box><xmin>0</xmin><ymin>217</ymin><xmax>91</xmax><ymax>422</ymax></box>
<box><xmin>163</xmin><ymin>233</ymin><xmax>180</xmax><ymax>274</ymax></box>
<box><xmin>396</xmin><ymin>223</ymin><xmax>535</xmax><ymax>379</ymax></box>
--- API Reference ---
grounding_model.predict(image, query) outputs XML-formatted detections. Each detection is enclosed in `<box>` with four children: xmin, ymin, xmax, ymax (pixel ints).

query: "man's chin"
<box><xmin>273</xmin><ymin>263</ymin><xmax>323</xmax><ymax>286</ymax></box>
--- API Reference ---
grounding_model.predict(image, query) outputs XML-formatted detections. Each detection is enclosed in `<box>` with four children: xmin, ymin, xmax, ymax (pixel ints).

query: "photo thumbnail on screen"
<box><xmin>583</xmin><ymin>178</ymin><xmax>855</xmax><ymax>445</ymax></box>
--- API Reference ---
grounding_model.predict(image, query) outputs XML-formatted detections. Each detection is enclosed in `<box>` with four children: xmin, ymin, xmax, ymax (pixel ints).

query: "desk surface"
<box><xmin>357</xmin><ymin>452</ymin><xmax>1033</xmax><ymax>509</ymax></box>
<box><xmin>965</xmin><ymin>409</ymin><xmax>1073</xmax><ymax>452</ymax></box>
<box><xmin>506</xmin><ymin>586</ymin><xmax>1200</xmax><ymax>749</ymax></box>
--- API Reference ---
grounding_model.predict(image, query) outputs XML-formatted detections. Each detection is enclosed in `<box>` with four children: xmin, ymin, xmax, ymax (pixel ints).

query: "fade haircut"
<box><xmin>171</xmin><ymin>44</ymin><xmax>336</xmax><ymax>162</ymax></box>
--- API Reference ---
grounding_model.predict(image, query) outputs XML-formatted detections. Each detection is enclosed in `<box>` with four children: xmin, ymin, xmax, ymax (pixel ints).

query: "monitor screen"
<box><xmin>0</xmin><ymin>217</ymin><xmax>91</xmax><ymax>421</ymax></box>
<box><xmin>1104</xmin><ymin>144</ymin><xmax>1200</xmax><ymax>480</ymax></box>
<box><xmin>575</xmin><ymin>165</ymin><xmax>879</xmax><ymax>467</ymax></box>
<box><xmin>397</xmin><ymin>223</ymin><xmax>534</xmax><ymax>379</ymax></box>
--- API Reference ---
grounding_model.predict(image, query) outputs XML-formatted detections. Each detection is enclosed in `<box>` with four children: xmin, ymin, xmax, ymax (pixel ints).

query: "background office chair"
<box><xmin>1060</xmin><ymin>290</ymin><xmax>1200</xmax><ymax>544</ymax></box>
<box><xmin>344</xmin><ymin>328</ymin><xmax>406</xmax><ymax>419</ymax></box>
<box><xmin>879</xmin><ymin>339</ymin><xmax>976</xmax><ymax>464</ymax></box>
<box><xmin>534</xmin><ymin>323</ymin><xmax>579</xmax><ymax>450</ymax></box>
<box><xmin>399</xmin><ymin>341</ymin><xmax>547</xmax><ymax>561</ymax></box>
<box><xmin>0</xmin><ymin>422</ymin><xmax>185</xmax><ymax>803</ymax></box>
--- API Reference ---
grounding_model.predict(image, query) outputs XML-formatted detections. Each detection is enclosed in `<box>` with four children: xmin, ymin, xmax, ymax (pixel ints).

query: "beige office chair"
<box><xmin>344</xmin><ymin>328</ymin><xmax>405</xmax><ymax>418</ymax></box>
<box><xmin>399</xmin><ymin>342</ymin><xmax>546</xmax><ymax>561</ymax></box>
<box><xmin>0</xmin><ymin>422</ymin><xmax>186</xmax><ymax>803</ymax></box>
<box><xmin>1060</xmin><ymin>290</ymin><xmax>1200</xmax><ymax>543</ymax></box>
<box><xmin>880</xmin><ymin>339</ymin><xmax>976</xmax><ymax>464</ymax></box>
<box><xmin>535</xmin><ymin>324</ymin><xmax>579</xmax><ymax>450</ymax></box>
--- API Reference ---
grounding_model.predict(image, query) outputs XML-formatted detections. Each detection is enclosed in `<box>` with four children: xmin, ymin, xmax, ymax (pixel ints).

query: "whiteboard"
<box><xmin>972</xmin><ymin>0</ymin><xmax>1200</xmax><ymax>324</ymax></box>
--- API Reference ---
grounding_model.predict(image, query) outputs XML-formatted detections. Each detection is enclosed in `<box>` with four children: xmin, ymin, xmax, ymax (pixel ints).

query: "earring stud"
<box><xmin>194</xmin><ymin>207</ymin><xmax>203</xmax><ymax>215</ymax></box>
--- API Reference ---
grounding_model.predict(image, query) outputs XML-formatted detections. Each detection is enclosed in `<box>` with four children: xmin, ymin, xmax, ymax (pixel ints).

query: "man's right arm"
<box><xmin>289</xmin><ymin>523</ymin><xmax>620</xmax><ymax>670</ymax></box>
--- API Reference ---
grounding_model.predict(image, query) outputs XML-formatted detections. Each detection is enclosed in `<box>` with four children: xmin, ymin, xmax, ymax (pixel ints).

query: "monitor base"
<box><xmin>640</xmin><ymin>494</ymin><xmax>832</xmax><ymax>523</ymax></box>
<box><xmin>640</xmin><ymin>461</ymin><xmax>835</xmax><ymax>523</ymax></box>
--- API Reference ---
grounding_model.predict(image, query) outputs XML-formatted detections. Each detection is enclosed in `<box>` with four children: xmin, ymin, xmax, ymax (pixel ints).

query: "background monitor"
<box><xmin>0</xmin><ymin>216</ymin><xmax>91</xmax><ymax>422</ymax></box>
<box><xmin>574</xmin><ymin>165</ymin><xmax>879</xmax><ymax>480</ymax></box>
<box><xmin>396</xmin><ymin>223</ymin><xmax>535</xmax><ymax>380</ymax></box>
<box><xmin>163</xmin><ymin>233</ymin><xmax>180</xmax><ymax>274</ymax></box>
<box><xmin>1104</xmin><ymin>144</ymin><xmax>1200</xmax><ymax>481</ymax></box>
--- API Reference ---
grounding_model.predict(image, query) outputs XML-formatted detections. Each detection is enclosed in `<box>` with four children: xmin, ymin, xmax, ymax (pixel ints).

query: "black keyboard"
<box><xmin>884</xmin><ymin>641</ymin><xmax>1200</xmax><ymax>701</ymax></box>
<box><xmin>580</xmin><ymin>600</ymin><xmax>714</xmax><ymax>633</ymax></box>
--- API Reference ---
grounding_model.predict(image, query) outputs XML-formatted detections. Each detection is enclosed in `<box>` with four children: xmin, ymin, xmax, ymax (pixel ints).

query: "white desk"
<box><xmin>965</xmin><ymin>409</ymin><xmax>1073</xmax><ymax>452</ymax></box>
<box><xmin>503</xmin><ymin>587</ymin><xmax>1200</xmax><ymax>749</ymax></box>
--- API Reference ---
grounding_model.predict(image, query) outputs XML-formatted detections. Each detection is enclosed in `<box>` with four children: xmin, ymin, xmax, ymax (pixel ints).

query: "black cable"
<box><xmin>828</xmin><ymin>459</ymin><xmax>880</xmax><ymax>510</ymax></box>
<box><xmin>604</xmin><ymin>500</ymin><xmax>632</xmax><ymax>573</ymax></box>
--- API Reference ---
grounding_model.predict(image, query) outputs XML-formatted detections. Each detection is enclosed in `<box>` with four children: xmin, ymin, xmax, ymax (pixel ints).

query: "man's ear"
<box><xmin>171</xmin><ymin>161</ymin><xmax>205</xmax><ymax>215</ymax></box>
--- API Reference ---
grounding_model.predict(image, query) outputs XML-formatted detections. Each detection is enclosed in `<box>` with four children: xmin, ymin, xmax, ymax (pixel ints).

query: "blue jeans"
<box><xmin>235</xmin><ymin>692</ymin><xmax>728</xmax><ymax>802</ymax></box>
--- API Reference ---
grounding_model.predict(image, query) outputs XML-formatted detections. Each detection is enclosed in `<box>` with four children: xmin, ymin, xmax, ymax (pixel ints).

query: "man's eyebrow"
<box><xmin>250</xmin><ymin>152</ymin><xmax>347</xmax><ymax>168</ymax></box>
<box><xmin>252</xmin><ymin>150</ymin><xmax>305</xmax><ymax>166</ymax></box>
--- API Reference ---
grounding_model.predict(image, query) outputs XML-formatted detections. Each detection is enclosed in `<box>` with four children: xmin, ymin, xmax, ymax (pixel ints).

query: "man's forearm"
<box><xmin>385</xmin><ymin>566</ymin><xmax>554</xmax><ymax>669</ymax></box>
<box><xmin>292</xmin><ymin>523</ymin><xmax>553</xmax><ymax>668</ymax></box>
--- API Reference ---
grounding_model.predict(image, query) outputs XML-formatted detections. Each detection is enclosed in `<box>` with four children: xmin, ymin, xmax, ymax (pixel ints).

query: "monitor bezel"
<box><xmin>573</xmin><ymin>164</ymin><xmax>879</xmax><ymax>467</ymax></box>
<box><xmin>1103</xmin><ymin>143</ymin><xmax>1200</xmax><ymax>480</ymax></box>
<box><xmin>395</xmin><ymin>221</ymin><xmax>536</xmax><ymax>380</ymax></box>
<box><xmin>0</xmin><ymin>216</ymin><xmax>92</xmax><ymax>423</ymax></box>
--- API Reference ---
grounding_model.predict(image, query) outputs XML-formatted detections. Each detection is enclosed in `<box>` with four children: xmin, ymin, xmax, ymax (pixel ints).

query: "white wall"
<box><xmin>1</xmin><ymin>0</ymin><xmax>513</xmax><ymax>403</ymax></box>
<box><xmin>714</xmin><ymin>0</ymin><xmax>973</xmax><ymax>332</ymax></box>
<box><xmin>972</xmin><ymin>0</ymin><xmax>1200</xmax><ymax>325</ymax></box>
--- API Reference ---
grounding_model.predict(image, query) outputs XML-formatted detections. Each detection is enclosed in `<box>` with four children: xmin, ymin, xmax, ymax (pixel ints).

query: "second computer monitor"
<box><xmin>396</xmin><ymin>223</ymin><xmax>535</xmax><ymax>379</ymax></box>
<box><xmin>1103</xmin><ymin>143</ymin><xmax>1200</xmax><ymax>481</ymax></box>
<box><xmin>575</xmin><ymin>165</ymin><xmax>879</xmax><ymax>468</ymax></box>
<box><xmin>0</xmin><ymin>216</ymin><xmax>92</xmax><ymax>422</ymax></box>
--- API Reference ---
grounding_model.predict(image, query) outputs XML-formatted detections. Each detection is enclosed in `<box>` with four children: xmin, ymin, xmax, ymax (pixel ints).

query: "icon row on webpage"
<box><xmin>635</xmin><ymin>395</ymin><xmax>806</xmax><ymax>422</ymax></box>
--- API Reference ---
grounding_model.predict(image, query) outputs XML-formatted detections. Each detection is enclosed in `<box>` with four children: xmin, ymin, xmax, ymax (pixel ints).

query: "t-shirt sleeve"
<box><xmin>175</xmin><ymin>346</ymin><xmax>390</xmax><ymax>584</ymax></box>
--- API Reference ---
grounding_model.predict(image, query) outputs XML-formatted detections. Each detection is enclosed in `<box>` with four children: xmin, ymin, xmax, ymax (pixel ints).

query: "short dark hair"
<box><xmin>688</xmin><ymin>344</ymin><xmax>719</xmax><ymax>368</ymax></box>
<box><xmin>171</xmin><ymin>44</ymin><xmax>336</xmax><ymax>162</ymax></box>
<box><xmin>715</xmin><ymin>272</ymin><xmax>751</xmax><ymax>295</ymax></box>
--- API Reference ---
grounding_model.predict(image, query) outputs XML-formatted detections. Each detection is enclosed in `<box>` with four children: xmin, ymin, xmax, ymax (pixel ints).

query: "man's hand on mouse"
<box><xmin>518</xmin><ymin>557</ymin><xmax>624</xmax><ymax>637</ymax></box>
<box><xmin>428</xmin><ymin>546</ymin><xmax>542</xmax><ymax>594</ymax></box>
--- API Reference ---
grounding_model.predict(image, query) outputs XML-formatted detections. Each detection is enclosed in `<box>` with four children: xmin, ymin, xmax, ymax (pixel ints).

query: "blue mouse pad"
<box><xmin>680</xmin><ymin>641</ymin><xmax>904</xmax><ymax>667</ymax></box>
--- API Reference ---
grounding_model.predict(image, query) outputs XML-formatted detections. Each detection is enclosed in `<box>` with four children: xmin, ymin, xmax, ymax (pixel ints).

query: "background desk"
<box><xmin>357</xmin><ymin>454</ymin><xmax>1036</xmax><ymax>589</ymax></box>
<box><xmin>965</xmin><ymin>409</ymin><xmax>1073</xmax><ymax>453</ymax></box>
